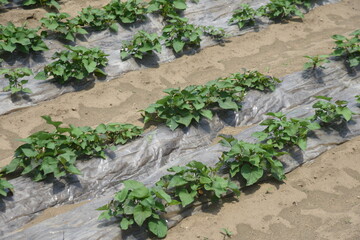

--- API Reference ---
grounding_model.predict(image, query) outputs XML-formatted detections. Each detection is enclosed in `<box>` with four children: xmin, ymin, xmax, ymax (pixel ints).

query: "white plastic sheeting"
<box><xmin>0</xmin><ymin>0</ymin><xmax>339</xmax><ymax>115</ymax></box>
<box><xmin>1</xmin><ymin>60</ymin><xmax>359</xmax><ymax>239</ymax></box>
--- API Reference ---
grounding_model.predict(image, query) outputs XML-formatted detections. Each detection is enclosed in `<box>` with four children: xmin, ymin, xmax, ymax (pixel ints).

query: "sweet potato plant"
<box><xmin>120</xmin><ymin>31</ymin><xmax>162</xmax><ymax>60</ymax></box>
<box><xmin>40</xmin><ymin>13</ymin><xmax>88</xmax><ymax>41</ymax></box>
<box><xmin>3</xmin><ymin>116</ymin><xmax>143</xmax><ymax>181</ymax></box>
<box><xmin>162</xmin><ymin>16</ymin><xmax>203</xmax><ymax>53</ymax></box>
<box><xmin>331</xmin><ymin>29</ymin><xmax>360</xmax><ymax>67</ymax></box>
<box><xmin>35</xmin><ymin>45</ymin><xmax>108</xmax><ymax>84</ymax></box>
<box><xmin>0</xmin><ymin>22</ymin><xmax>48</xmax><ymax>54</ymax></box>
<box><xmin>23</xmin><ymin>0</ymin><xmax>61</xmax><ymax>10</ymax></box>
<box><xmin>311</xmin><ymin>96</ymin><xmax>354</xmax><ymax>124</ymax></box>
<box><xmin>219</xmin><ymin>136</ymin><xmax>286</xmax><ymax>186</ymax></box>
<box><xmin>253</xmin><ymin>112</ymin><xmax>320</xmax><ymax>151</ymax></box>
<box><xmin>0</xmin><ymin>67</ymin><xmax>33</xmax><ymax>94</ymax></box>
<box><xmin>0</xmin><ymin>175</ymin><xmax>13</xmax><ymax>197</ymax></box>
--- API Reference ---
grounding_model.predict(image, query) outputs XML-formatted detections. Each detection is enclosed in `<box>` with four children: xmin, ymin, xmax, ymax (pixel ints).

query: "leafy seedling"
<box><xmin>356</xmin><ymin>95</ymin><xmax>360</xmax><ymax>104</ymax></box>
<box><xmin>23</xmin><ymin>0</ymin><xmax>61</xmax><ymax>10</ymax></box>
<box><xmin>0</xmin><ymin>0</ymin><xmax>9</xmax><ymax>7</ymax></box>
<box><xmin>303</xmin><ymin>55</ymin><xmax>330</xmax><ymax>70</ymax></box>
<box><xmin>331</xmin><ymin>29</ymin><xmax>360</xmax><ymax>67</ymax></box>
<box><xmin>219</xmin><ymin>136</ymin><xmax>286</xmax><ymax>186</ymax></box>
<box><xmin>0</xmin><ymin>68</ymin><xmax>33</xmax><ymax>94</ymax></box>
<box><xmin>120</xmin><ymin>30</ymin><xmax>161</xmax><ymax>60</ymax></box>
<box><xmin>228</xmin><ymin>4</ymin><xmax>259</xmax><ymax>30</ymax></box>
<box><xmin>147</xmin><ymin>0</ymin><xmax>187</xmax><ymax>18</ymax></box>
<box><xmin>201</xmin><ymin>25</ymin><xmax>227</xmax><ymax>42</ymax></box>
<box><xmin>253</xmin><ymin>112</ymin><xmax>320</xmax><ymax>151</ymax></box>
<box><xmin>292</xmin><ymin>0</ymin><xmax>312</xmax><ymax>10</ymax></box>
<box><xmin>162</xmin><ymin>16</ymin><xmax>203</xmax><ymax>53</ymax></box>
<box><xmin>104</xmin><ymin>0</ymin><xmax>147</xmax><ymax>24</ymax></box>
<box><xmin>211</xmin><ymin>70</ymin><xmax>281</xmax><ymax>92</ymax></box>
<box><xmin>98</xmin><ymin>180</ymin><xmax>170</xmax><ymax>238</ymax></box>
<box><xmin>258</xmin><ymin>0</ymin><xmax>304</xmax><ymax>21</ymax></box>
<box><xmin>35</xmin><ymin>45</ymin><xmax>108</xmax><ymax>84</ymax></box>
<box><xmin>74</xmin><ymin>7</ymin><xmax>118</xmax><ymax>32</ymax></box>
<box><xmin>156</xmin><ymin>161</ymin><xmax>240</xmax><ymax>207</ymax></box>
<box><xmin>143</xmin><ymin>83</ymin><xmax>243</xmax><ymax>130</ymax></box>
<box><xmin>40</xmin><ymin>13</ymin><xmax>88</xmax><ymax>41</ymax></box>
<box><xmin>311</xmin><ymin>96</ymin><xmax>354</xmax><ymax>124</ymax></box>
<box><xmin>3</xmin><ymin>116</ymin><xmax>142</xmax><ymax>181</ymax></box>
<box><xmin>0</xmin><ymin>174</ymin><xmax>13</xmax><ymax>197</ymax></box>
<box><xmin>220</xmin><ymin>228</ymin><xmax>233</xmax><ymax>238</ymax></box>
<box><xmin>0</xmin><ymin>22</ymin><xmax>48</xmax><ymax>54</ymax></box>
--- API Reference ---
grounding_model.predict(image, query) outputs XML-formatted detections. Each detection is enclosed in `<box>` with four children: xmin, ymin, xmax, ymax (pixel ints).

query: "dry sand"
<box><xmin>0</xmin><ymin>0</ymin><xmax>360</xmax><ymax>238</ymax></box>
<box><xmin>167</xmin><ymin>136</ymin><xmax>360</xmax><ymax>240</ymax></box>
<box><xmin>0</xmin><ymin>0</ymin><xmax>359</xmax><ymax>168</ymax></box>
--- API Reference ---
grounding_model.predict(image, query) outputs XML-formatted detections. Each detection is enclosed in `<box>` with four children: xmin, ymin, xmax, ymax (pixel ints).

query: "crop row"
<box><xmin>0</xmin><ymin>69</ymin><xmax>280</xmax><ymax>184</ymax></box>
<box><xmin>1</xmin><ymin>65</ymin><xmax>359</xmax><ymax>237</ymax></box>
<box><xmin>3</xmin><ymin>1</ymin><xmax>358</xmax><ymax>94</ymax></box>
<box><xmin>0</xmin><ymin>28</ymin><xmax>358</xmax><ymax>97</ymax></box>
<box><xmin>1</xmin><ymin>28</ymin><xmax>358</xmax><ymax>95</ymax></box>
<box><xmin>0</xmin><ymin>0</ymin><xmax>359</xmax><ymax>237</ymax></box>
<box><xmin>97</xmin><ymin>95</ymin><xmax>357</xmax><ymax>238</ymax></box>
<box><xmin>0</xmin><ymin>0</ymin><xmax>61</xmax><ymax>10</ymax></box>
<box><xmin>0</xmin><ymin>27</ymin><xmax>360</xmax><ymax>93</ymax></box>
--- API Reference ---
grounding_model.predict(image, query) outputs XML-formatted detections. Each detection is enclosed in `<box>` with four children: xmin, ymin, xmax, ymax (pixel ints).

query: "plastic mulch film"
<box><xmin>0</xmin><ymin>60</ymin><xmax>359</xmax><ymax>239</ymax></box>
<box><xmin>0</xmin><ymin>0</ymin><xmax>340</xmax><ymax>116</ymax></box>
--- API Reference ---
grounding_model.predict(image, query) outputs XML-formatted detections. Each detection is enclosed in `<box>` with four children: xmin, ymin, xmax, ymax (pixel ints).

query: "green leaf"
<box><xmin>200</xmin><ymin>109</ymin><xmax>213</xmax><ymax>120</ymax></box>
<box><xmin>241</xmin><ymin>164</ymin><xmax>263</xmax><ymax>186</ymax></box>
<box><xmin>336</xmin><ymin>107</ymin><xmax>352</xmax><ymax>121</ymax></box>
<box><xmin>314</xmin><ymin>96</ymin><xmax>332</xmax><ymax>101</ymax></box>
<box><xmin>41</xmin><ymin>157</ymin><xmax>57</xmax><ymax>175</ymax></box>
<box><xmin>199</xmin><ymin>176</ymin><xmax>212</xmax><ymax>184</ymax></box>
<box><xmin>35</xmin><ymin>71</ymin><xmax>48</xmax><ymax>80</ymax></box>
<box><xmin>120</xmin><ymin>50</ymin><xmax>130</xmax><ymax>60</ymax></box>
<box><xmin>120</xmin><ymin>218</ymin><xmax>132</xmax><ymax>230</ymax></box>
<box><xmin>66</xmin><ymin>164</ymin><xmax>82</xmax><ymax>175</ymax></box>
<box><xmin>83</xmin><ymin>60</ymin><xmax>97</xmax><ymax>73</ymax></box>
<box><xmin>218</xmin><ymin>99</ymin><xmax>238</xmax><ymax>110</ymax></box>
<box><xmin>349</xmin><ymin>57</ymin><xmax>359</xmax><ymax>67</ymax></box>
<box><xmin>252</xmin><ymin>131</ymin><xmax>268</xmax><ymax>141</ymax></box>
<box><xmin>41</xmin><ymin>115</ymin><xmax>63</xmax><ymax>128</ymax></box>
<box><xmin>133</xmin><ymin>204</ymin><xmax>152</xmax><ymax>226</ymax></box>
<box><xmin>95</xmin><ymin>123</ymin><xmax>107</xmax><ymax>134</ymax></box>
<box><xmin>307</xmin><ymin>122</ymin><xmax>321</xmax><ymax>131</ymax></box>
<box><xmin>178</xmin><ymin>189</ymin><xmax>195</xmax><ymax>207</ymax></box>
<box><xmin>168</xmin><ymin>175</ymin><xmax>187</xmax><ymax>188</ymax></box>
<box><xmin>110</xmin><ymin>23</ymin><xmax>119</xmax><ymax>32</ymax></box>
<box><xmin>148</xmin><ymin>218</ymin><xmax>168</xmax><ymax>238</ymax></box>
<box><xmin>297</xmin><ymin>138</ymin><xmax>307</xmax><ymax>151</ymax></box>
<box><xmin>131</xmin><ymin>185</ymin><xmax>150</xmax><ymax>199</ymax></box>
<box><xmin>167</xmin><ymin>118</ymin><xmax>179</xmax><ymax>131</ymax></box>
<box><xmin>0</xmin><ymin>189</ymin><xmax>7</xmax><ymax>196</ymax></box>
<box><xmin>96</xmin><ymin>204</ymin><xmax>109</xmax><ymax>211</ymax></box>
<box><xmin>5</xmin><ymin>158</ymin><xmax>21</xmax><ymax>173</ymax></box>
<box><xmin>172</xmin><ymin>39</ymin><xmax>185</xmax><ymax>53</ymax></box>
<box><xmin>176</xmin><ymin>114</ymin><xmax>193</xmax><ymax>127</ymax></box>
<box><xmin>98</xmin><ymin>210</ymin><xmax>112</xmax><ymax>220</ymax></box>
<box><xmin>269</xmin><ymin>159</ymin><xmax>285</xmax><ymax>181</ymax></box>
<box><xmin>332</xmin><ymin>34</ymin><xmax>346</xmax><ymax>41</ymax></box>
<box><xmin>153</xmin><ymin>187</ymin><xmax>172</xmax><ymax>203</ymax></box>
<box><xmin>21</xmin><ymin>148</ymin><xmax>38</xmax><ymax>157</ymax></box>
<box><xmin>173</xmin><ymin>0</ymin><xmax>187</xmax><ymax>10</ymax></box>
<box><xmin>124</xmin><ymin>179</ymin><xmax>144</xmax><ymax>189</ymax></box>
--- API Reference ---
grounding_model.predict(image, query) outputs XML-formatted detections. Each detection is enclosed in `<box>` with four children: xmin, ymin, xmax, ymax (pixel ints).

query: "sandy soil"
<box><xmin>0</xmin><ymin>0</ymin><xmax>360</xmax><ymax>238</ymax></box>
<box><xmin>167</xmin><ymin>136</ymin><xmax>360</xmax><ymax>240</ymax></box>
<box><xmin>0</xmin><ymin>0</ymin><xmax>106</xmax><ymax>28</ymax></box>
<box><xmin>0</xmin><ymin>0</ymin><xmax>359</xmax><ymax>168</ymax></box>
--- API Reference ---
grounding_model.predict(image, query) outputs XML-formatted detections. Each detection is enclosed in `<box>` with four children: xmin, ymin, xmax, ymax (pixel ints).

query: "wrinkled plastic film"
<box><xmin>0</xmin><ymin>0</ymin><xmax>340</xmax><ymax>115</ymax></box>
<box><xmin>1</xmin><ymin>61</ymin><xmax>359</xmax><ymax>239</ymax></box>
